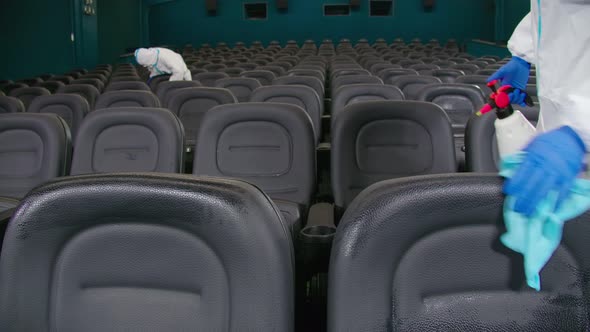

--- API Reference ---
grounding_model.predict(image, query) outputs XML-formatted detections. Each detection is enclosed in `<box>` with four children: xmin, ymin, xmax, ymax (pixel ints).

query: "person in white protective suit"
<box><xmin>135</xmin><ymin>47</ymin><xmax>191</xmax><ymax>82</ymax></box>
<box><xmin>489</xmin><ymin>1</ymin><xmax>590</xmax><ymax>216</ymax></box>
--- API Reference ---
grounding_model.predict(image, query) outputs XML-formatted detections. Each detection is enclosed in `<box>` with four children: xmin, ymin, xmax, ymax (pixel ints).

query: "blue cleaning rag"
<box><xmin>499</xmin><ymin>153</ymin><xmax>590</xmax><ymax>291</ymax></box>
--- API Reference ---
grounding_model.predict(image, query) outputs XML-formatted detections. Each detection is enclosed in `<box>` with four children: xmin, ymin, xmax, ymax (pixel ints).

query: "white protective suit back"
<box><xmin>508</xmin><ymin>1</ymin><xmax>590</xmax><ymax>146</ymax></box>
<box><xmin>135</xmin><ymin>48</ymin><xmax>191</xmax><ymax>82</ymax></box>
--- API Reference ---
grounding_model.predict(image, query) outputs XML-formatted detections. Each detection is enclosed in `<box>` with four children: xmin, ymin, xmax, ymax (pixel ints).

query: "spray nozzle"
<box><xmin>477</xmin><ymin>80</ymin><xmax>534</xmax><ymax>119</ymax></box>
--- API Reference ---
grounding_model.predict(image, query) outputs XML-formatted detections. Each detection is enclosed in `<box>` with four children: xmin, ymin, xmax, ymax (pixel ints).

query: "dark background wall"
<box><xmin>98</xmin><ymin>0</ymin><xmax>143</xmax><ymax>64</ymax></box>
<box><xmin>149</xmin><ymin>0</ymin><xmax>497</xmax><ymax>47</ymax></box>
<box><xmin>0</xmin><ymin>0</ymin><xmax>76</xmax><ymax>79</ymax></box>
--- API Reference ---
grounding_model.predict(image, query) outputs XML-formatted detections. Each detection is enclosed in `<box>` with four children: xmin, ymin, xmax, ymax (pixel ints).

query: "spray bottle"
<box><xmin>477</xmin><ymin>80</ymin><xmax>537</xmax><ymax>158</ymax></box>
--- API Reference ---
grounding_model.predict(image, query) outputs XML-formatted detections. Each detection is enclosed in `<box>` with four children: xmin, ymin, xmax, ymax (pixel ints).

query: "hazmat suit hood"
<box><xmin>135</xmin><ymin>48</ymin><xmax>158</xmax><ymax>68</ymax></box>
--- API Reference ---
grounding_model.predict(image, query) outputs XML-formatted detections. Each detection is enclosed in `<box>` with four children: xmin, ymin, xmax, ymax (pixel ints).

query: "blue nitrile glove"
<box><xmin>504</xmin><ymin>126</ymin><xmax>586</xmax><ymax>216</ymax></box>
<box><xmin>488</xmin><ymin>56</ymin><xmax>531</xmax><ymax>106</ymax></box>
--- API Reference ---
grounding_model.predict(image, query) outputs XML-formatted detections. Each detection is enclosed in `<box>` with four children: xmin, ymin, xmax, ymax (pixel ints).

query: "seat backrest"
<box><xmin>272</xmin><ymin>76</ymin><xmax>325</xmax><ymax>100</ymax></box>
<box><xmin>0</xmin><ymin>113</ymin><xmax>71</xmax><ymax>199</ymax></box>
<box><xmin>105</xmin><ymin>81</ymin><xmax>151</xmax><ymax>92</ymax></box>
<box><xmin>451</xmin><ymin>63</ymin><xmax>480</xmax><ymax>75</ymax></box>
<box><xmin>240</xmin><ymin>70</ymin><xmax>277</xmax><ymax>86</ymax></box>
<box><xmin>379</xmin><ymin>68</ymin><xmax>419</xmax><ymax>83</ymax></box>
<box><xmin>328</xmin><ymin>174</ymin><xmax>590</xmax><ymax>331</ymax></box>
<box><xmin>250</xmin><ymin>85</ymin><xmax>321</xmax><ymax>143</ymax></box>
<box><xmin>48</xmin><ymin>75</ymin><xmax>74</xmax><ymax>85</ymax></box>
<box><xmin>370</xmin><ymin>63</ymin><xmax>401</xmax><ymax>76</ymax></box>
<box><xmin>70</xmin><ymin>107</ymin><xmax>184</xmax><ymax>174</ymax></box>
<box><xmin>409</xmin><ymin>63</ymin><xmax>440</xmax><ymax>74</ymax></box>
<box><xmin>465</xmin><ymin>106</ymin><xmax>539</xmax><ymax>172</ymax></box>
<box><xmin>148</xmin><ymin>74</ymin><xmax>172</xmax><ymax>91</ymax></box>
<box><xmin>215</xmin><ymin>78</ymin><xmax>261</xmax><ymax>102</ymax></box>
<box><xmin>37</xmin><ymin>81</ymin><xmax>66</xmax><ymax>94</ymax></box>
<box><xmin>72</xmin><ymin>78</ymin><xmax>105</xmax><ymax>92</ymax></box>
<box><xmin>155</xmin><ymin>81</ymin><xmax>202</xmax><ymax>107</ymax></box>
<box><xmin>456</xmin><ymin>75</ymin><xmax>492</xmax><ymax>95</ymax></box>
<box><xmin>194</xmin><ymin>102</ymin><xmax>315</xmax><ymax>207</ymax></box>
<box><xmin>332</xmin><ymin>75</ymin><xmax>383</xmax><ymax>91</ymax></box>
<box><xmin>287</xmin><ymin>69</ymin><xmax>325</xmax><ymax>82</ymax></box>
<box><xmin>432</xmin><ymin>60</ymin><xmax>457</xmax><ymax>68</ymax></box>
<box><xmin>0</xmin><ymin>174</ymin><xmax>294</xmax><ymax>331</ymax></box>
<box><xmin>1</xmin><ymin>83</ymin><xmax>28</xmax><ymax>96</ymax></box>
<box><xmin>81</xmin><ymin>73</ymin><xmax>108</xmax><ymax>83</ymax></box>
<box><xmin>236</xmin><ymin>62</ymin><xmax>258</xmax><ymax>71</ymax></box>
<box><xmin>331</xmin><ymin>69</ymin><xmax>370</xmax><ymax>80</ymax></box>
<box><xmin>203</xmin><ymin>63</ymin><xmax>227</xmax><ymax>72</ymax></box>
<box><xmin>0</xmin><ymin>96</ymin><xmax>25</xmax><ymax>113</ymax></box>
<box><xmin>58</xmin><ymin>84</ymin><xmax>101</xmax><ymax>109</ymax></box>
<box><xmin>258</xmin><ymin>65</ymin><xmax>286</xmax><ymax>78</ymax></box>
<box><xmin>193</xmin><ymin>72</ymin><xmax>230</xmax><ymax>87</ymax></box>
<box><xmin>27</xmin><ymin>94</ymin><xmax>89</xmax><ymax>141</ymax></box>
<box><xmin>430</xmin><ymin>69</ymin><xmax>465</xmax><ymax>83</ymax></box>
<box><xmin>167</xmin><ymin>87</ymin><xmax>237</xmax><ymax>144</ymax></box>
<box><xmin>219</xmin><ymin>67</ymin><xmax>245</xmax><ymax>77</ymax></box>
<box><xmin>95</xmin><ymin>91</ymin><xmax>161</xmax><ymax>110</ymax></box>
<box><xmin>331</xmin><ymin>84</ymin><xmax>405</xmax><ymax>119</ymax></box>
<box><xmin>9</xmin><ymin>87</ymin><xmax>52</xmax><ymax>110</ymax></box>
<box><xmin>417</xmin><ymin>83</ymin><xmax>486</xmax><ymax>129</ymax></box>
<box><xmin>331</xmin><ymin>101</ymin><xmax>456</xmax><ymax>209</ymax></box>
<box><xmin>389</xmin><ymin>75</ymin><xmax>442</xmax><ymax>100</ymax></box>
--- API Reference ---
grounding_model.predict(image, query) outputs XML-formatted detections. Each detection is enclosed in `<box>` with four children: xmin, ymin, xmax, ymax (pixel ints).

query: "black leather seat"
<box><xmin>27</xmin><ymin>94</ymin><xmax>89</xmax><ymax>141</ymax></box>
<box><xmin>456</xmin><ymin>75</ymin><xmax>493</xmax><ymax>95</ymax></box>
<box><xmin>215</xmin><ymin>78</ymin><xmax>261</xmax><ymax>102</ymax></box>
<box><xmin>418</xmin><ymin>83</ymin><xmax>486</xmax><ymax>131</ymax></box>
<box><xmin>389</xmin><ymin>75</ymin><xmax>442</xmax><ymax>100</ymax></box>
<box><xmin>379</xmin><ymin>68</ymin><xmax>419</xmax><ymax>84</ymax></box>
<box><xmin>331</xmin><ymin>75</ymin><xmax>383</xmax><ymax>92</ymax></box>
<box><xmin>466</xmin><ymin>106</ymin><xmax>540</xmax><ymax>172</ymax></box>
<box><xmin>58</xmin><ymin>84</ymin><xmax>101</xmax><ymax>109</ymax></box>
<box><xmin>72</xmin><ymin>78</ymin><xmax>105</xmax><ymax>92</ymax></box>
<box><xmin>219</xmin><ymin>67</ymin><xmax>245</xmax><ymax>78</ymax></box>
<box><xmin>430</xmin><ymin>68</ymin><xmax>465</xmax><ymax>83</ymax></box>
<box><xmin>148</xmin><ymin>74</ymin><xmax>171</xmax><ymax>91</ymax></box>
<box><xmin>258</xmin><ymin>65</ymin><xmax>286</xmax><ymax>78</ymax></box>
<box><xmin>193</xmin><ymin>102</ymin><xmax>315</xmax><ymax>235</ymax></box>
<box><xmin>328</xmin><ymin>174</ymin><xmax>590</xmax><ymax>331</ymax></box>
<box><xmin>0</xmin><ymin>174</ymin><xmax>294</xmax><ymax>331</ymax></box>
<box><xmin>331</xmin><ymin>101</ymin><xmax>456</xmax><ymax>212</ymax></box>
<box><xmin>409</xmin><ymin>63</ymin><xmax>440</xmax><ymax>75</ymax></box>
<box><xmin>95</xmin><ymin>91</ymin><xmax>161</xmax><ymax>109</ymax></box>
<box><xmin>272</xmin><ymin>76</ymin><xmax>325</xmax><ymax>101</ymax></box>
<box><xmin>452</xmin><ymin>63</ymin><xmax>480</xmax><ymax>75</ymax></box>
<box><xmin>48</xmin><ymin>75</ymin><xmax>74</xmax><ymax>85</ymax></box>
<box><xmin>418</xmin><ymin>83</ymin><xmax>486</xmax><ymax>169</ymax></box>
<box><xmin>9</xmin><ymin>87</ymin><xmax>51</xmax><ymax>109</ymax></box>
<box><xmin>105</xmin><ymin>81</ymin><xmax>151</xmax><ymax>92</ymax></box>
<box><xmin>0</xmin><ymin>96</ymin><xmax>25</xmax><ymax>113</ymax></box>
<box><xmin>155</xmin><ymin>81</ymin><xmax>202</xmax><ymax>107</ymax></box>
<box><xmin>331</xmin><ymin>84</ymin><xmax>405</xmax><ymax>119</ymax></box>
<box><xmin>240</xmin><ymin>70</ymin><xmax>277</xmax><ymax>86</ymax></box>
<box><xmin>0</xmin><ymin>113</ymin><xmax>71</xmax><ymax>212</ymax></box>
<box><xmin>167</xmin><ymin>87</ymin><xmax>237</xmax><ymax>145</ymax></box>
<box><xmin>250</xmin><ymin>85</ymin><xmax>322</xmax><ymax>144</ymax></box>
<box><xmin>193</xmin><ymin>72</ymin><xmax>230</xmax><ymax>87</ymax></box>
<box><xmin>287</xmin><ymin>69</ymin><xmax>326</xmax><ymax>82</ymax></box>
<box><xmin>37</xmin><ymin>81</ymin><xmax>66</xmax><ymax>94</ymax></box>
<box><xmin>70</xmin><ymin>107</ymin><xmax>184</xmax><ymax>174</ymax></box>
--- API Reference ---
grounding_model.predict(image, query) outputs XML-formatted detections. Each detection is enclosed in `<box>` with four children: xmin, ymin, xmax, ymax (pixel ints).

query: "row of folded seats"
<box><xmin>1</xmin><ymin>172</ymin><xmax>587</xmax><ymax>330</ymax></box>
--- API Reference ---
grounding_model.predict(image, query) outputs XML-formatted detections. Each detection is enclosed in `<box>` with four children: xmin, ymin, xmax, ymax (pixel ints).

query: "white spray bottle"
<box><xmin>477</xmin><ymin>81</ymin><xmax>537</xmax><ymax>158</ymax></box>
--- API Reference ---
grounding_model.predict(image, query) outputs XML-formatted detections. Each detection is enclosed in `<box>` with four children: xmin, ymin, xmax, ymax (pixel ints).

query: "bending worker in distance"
<box><xmin>488</xmin><ymin>2</ymin><xmax>590</xmax><ymax>216</ymax></box>
<box><xmin>135</xmin><ymin>47</ymin><xmax>192</xmax><ymax>82</ymax></box>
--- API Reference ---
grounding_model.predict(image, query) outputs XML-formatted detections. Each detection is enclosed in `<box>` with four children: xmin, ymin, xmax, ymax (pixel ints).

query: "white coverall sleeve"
<box><xmin>507</xmin><ymin>12</ymin><xmax>536</xmax><ymax>64</ymax></box>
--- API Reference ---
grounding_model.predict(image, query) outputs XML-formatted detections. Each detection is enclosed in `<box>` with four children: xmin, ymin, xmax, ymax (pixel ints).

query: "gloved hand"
<box><xmin>504</xmin><ymin>126</ymin><xmax>586</xmax><ymax>216</ymax></box>
<box><xmin>488</xmin><ymin>56</ymin><xmax>531</xmax><ymax>106</ymax></box>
